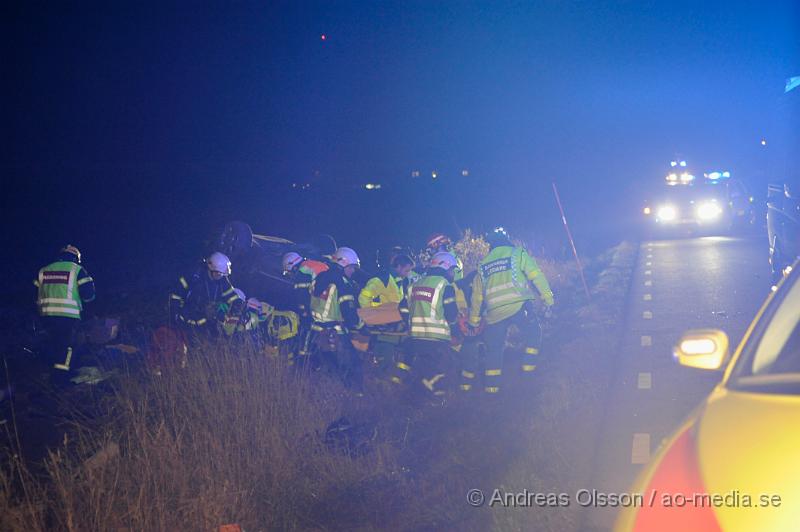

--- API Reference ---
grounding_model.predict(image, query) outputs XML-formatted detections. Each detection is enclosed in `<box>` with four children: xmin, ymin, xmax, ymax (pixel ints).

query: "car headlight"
<box><xmin>657</xmin><ymin>205</ymin><xmax>677</xmax><ymax>222</ymax></box>
<box><xmin>697</xmin><ymin>201</ymin><xmax>723</xmax><ymax>221</ymax></box>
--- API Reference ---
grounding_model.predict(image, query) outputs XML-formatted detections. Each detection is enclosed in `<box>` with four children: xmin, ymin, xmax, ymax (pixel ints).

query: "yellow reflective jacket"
<box><xmin>358</xmin><ymin>271</ymin><xmax>406</xmax><ymax>308</ymax></box>
<box><xmin>469</xmin><ymin>245</ymin><xmax>554</xmax><ymax>325</ymax></box>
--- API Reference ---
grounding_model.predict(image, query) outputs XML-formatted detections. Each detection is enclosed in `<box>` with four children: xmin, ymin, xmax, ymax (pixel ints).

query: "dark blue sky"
<box><xmin>3</xmin><ymin>1</ymin><xmax>799</xmax><ymax>292</ymax></box>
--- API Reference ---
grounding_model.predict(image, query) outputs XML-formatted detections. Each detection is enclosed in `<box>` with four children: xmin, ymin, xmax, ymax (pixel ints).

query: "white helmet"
<box><xmin>282</xmin><ymin>252</ymin><xmax>303</xmax><ymax>273</ymax></box>
<box><xmin>207</xmin><ymin>252</ymin><xmax>232</xmax><ymax>276</ymax></box>
<box><xmin>61</xmin><ymin>244</ymin><xmax>82</xmax><ymax>263</ymax></box>
<box><xmin>333</xmin><ymin>247</ymin><xmax>360</xmax><ymax>268</ymax></box>
<box><xmin>430</xmin><ymin>251</ymin><xmax>458</xmax><ymax>271</ymax></box>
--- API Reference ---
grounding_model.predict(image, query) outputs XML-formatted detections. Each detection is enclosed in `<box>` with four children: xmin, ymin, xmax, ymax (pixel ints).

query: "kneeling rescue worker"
<box><xmin>34</xmin><ymin>245</ymin><xmax>95</xmax><ymax>384</ymax></box>
<box><xmin>468</xmin><ymin>227</ymin><xmax>554</xmax><ymax>394</ymax></box>
<box><xmin>170</xmin><ymin>252</ymin><xmax>239</xmax><ymax>337</ymax></box>
<box><xmin>392</xmin><ymin>251</ymin><xmax>459</xmax><ymax>398</ymax></box>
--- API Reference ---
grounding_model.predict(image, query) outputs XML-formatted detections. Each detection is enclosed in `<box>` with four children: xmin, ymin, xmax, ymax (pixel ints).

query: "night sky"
<box><xmin>3</xmin><ymin>1</ymin><xmax>798</xmax><ymax>294</ymax></box>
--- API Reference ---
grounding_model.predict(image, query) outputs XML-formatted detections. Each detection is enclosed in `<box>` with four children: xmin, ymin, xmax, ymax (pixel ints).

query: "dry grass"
<box><xmin>0</xmin><ymin>341</ymin><xmax>429</xmax><ymax>531</ymax></box>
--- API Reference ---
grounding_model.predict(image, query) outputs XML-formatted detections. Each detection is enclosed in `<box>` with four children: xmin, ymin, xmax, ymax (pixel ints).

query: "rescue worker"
<box><xmin>170</xmin><ymin>252</ymin><xmax>239</xmax><ymax>339</ymax></box>
<box><xmin>309</xmin><ymin>247</ymin><xmax>364</xmax><ymax>391</ymax></box>
<box><xmin>468</xmin><ymin>227</ymin><xmax>554</xmax><ymax>394</ymax></box>
<box><xmin>34</xmin><ymin>245</ymin><xmax>95</xmax><ymax>384</ymax></box>
<box><xmin>391</xmin><ymin>252</ymin><xmax>459</xmax><ymax>399</ymax></box>
<box><xmin>425</xmin><ymin>232</ymin><xmax>464</xmax><ymax>281</ymax></box>
<box><xmin>282</xmin><ymin>251</ymin><xmax>329</xmax><ymax>362</ymax></box>
<box><xmin>357</xmin><ymin>253</ymin><xmax>415</xmax><ymax>375</ymax></box>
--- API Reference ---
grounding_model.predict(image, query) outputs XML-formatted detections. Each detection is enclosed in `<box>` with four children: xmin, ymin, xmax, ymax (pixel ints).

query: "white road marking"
<box><xmin>644</xmin><ymin>280</ymin><xmax>652</xmax><ymax>286</ymax></box>
<box><xmin>643</xmin><ymin>293</ymin><xmax>652</xmax><ymax>301</ymax></box>
<box><xmin>643</xmin><ymin>310</ymin><xmax>653</xmax><ymax>319</ymax></box>
<box><xmin>641</xmin><ymin>335</ymin><xmax>652</xmax><ymax>346</ymax></box>
<box><xmin>645</xmin><ymin>270</ymin><xmax>652</xmax><ymax>275</ymax></box>
<box><xmin>646</xmin><ymin>261</ymin><xmax>652</xmax><ymax>266</ymax></box>
<box><xmin>631</xmin><ymin>433</ymin><xmax>651</xmax><ymax>464</ymax></box>
<box><xmin>646</xmin><ymin>254</ymin><xmax>653</xmax><ymax>259</ymax></box>
<box><xmin>637</xmin><ymin>372</ymin><xmax>652</xmax><ymax>389</ymax></box>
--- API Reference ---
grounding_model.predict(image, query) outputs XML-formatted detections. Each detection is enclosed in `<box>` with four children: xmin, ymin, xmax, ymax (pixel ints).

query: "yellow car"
<box><xmin>615</xmin><ymin>264</ymin><xmax>800</xmax><ymax>531</ymax></box>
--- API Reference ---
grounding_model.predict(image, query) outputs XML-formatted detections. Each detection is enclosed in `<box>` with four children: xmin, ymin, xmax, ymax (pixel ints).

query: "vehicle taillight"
<box><xmin>633</xmin><ymin>427</ymin><xmax>721</xmax><ymax>532</ymax></box>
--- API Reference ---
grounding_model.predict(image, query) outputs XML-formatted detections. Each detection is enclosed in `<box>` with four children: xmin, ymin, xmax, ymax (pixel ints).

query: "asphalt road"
<box><xmin>582</xmin><ymin>235</ymin><xmax>772</xmax><ymax>531</ymax></box>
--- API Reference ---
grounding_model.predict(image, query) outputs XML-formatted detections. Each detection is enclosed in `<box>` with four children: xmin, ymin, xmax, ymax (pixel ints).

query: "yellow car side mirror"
<box><xmin>673</xmin><ymin>329</ymin><xmax>730</xmax><ymax>370</ymax></box>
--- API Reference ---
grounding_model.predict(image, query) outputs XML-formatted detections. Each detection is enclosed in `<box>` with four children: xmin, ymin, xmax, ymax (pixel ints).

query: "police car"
<box><xmin>642</xmin><ymin>163</ymin><xmax>754</xmax><ymax>234</ymax></box>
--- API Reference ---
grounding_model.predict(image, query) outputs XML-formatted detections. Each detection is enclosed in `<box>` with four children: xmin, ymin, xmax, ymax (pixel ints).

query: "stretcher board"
<box><xmin>357</xmin><ymin>303</ymin><xmax>402</xmax><ymax>325</ymax></box>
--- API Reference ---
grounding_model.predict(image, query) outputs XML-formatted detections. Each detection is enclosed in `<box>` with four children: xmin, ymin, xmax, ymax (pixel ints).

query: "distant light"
<box><xmin>364</xmin><ymin>183</ymin><xmax>382</xmax><ymax>190</ymax></box>
<box><xmin>679</xmin><ymin>173</ymin><xmax>695</xmax><ymax>183</ymax></box>
<box><xmin>697</xmin><ymin>201</ymin><xmax>723</xmax><ymax>221</ymax></box>
<box><xmin>411</xmin><ymin>170</ymin><xmax>420</xmax><ymax>178</ymax></box>
<box><xmin>657</xmin><ymin>205</ymin><xmax>678</xmax><ymax>221</ymax></box>
<box><xmin>722</xmin><ymin>171</ymin><xmax>730</xmax><ymax>178</ymax></box>
<box><xmin>461</xmin><ymin>169</ymin><xmax>469</xmax><ymax>176</ymax></box>
<box><xmin>680</xmin><ymin>161</ymin><xmax>687</xmax><ymax>167</ymax></box>
<box><xmin>320</xmin><ymin>34</ymin><xmax>327</xmax><ymax>41</ymax></box>
<box><xmin>670</xmin><ymin>161</ymin><xmax>677</xmax><ymax>167</ymax></box>
<box><xmin>666</xmin><ymin>173</ymin><xmax>678</xmax><ymax>182</ymax></box>
<box><xmin>761</xmin><ymin>138</ymin><xmax>767</xmax><ymax>146</ymax></box>
<box><xmin>707</xmin><ymin>172</ymin><xmax>721</xmax><ymax>180</ymax></box>
<box><xmin>432</xmin><ymin>171</ymin><xmax>438</xmax><ymax>179</ymax></box>
<box><xmin>643</xmin><ymin>207</ymin><xmax>651</xmax><ymax>215</ymax></box>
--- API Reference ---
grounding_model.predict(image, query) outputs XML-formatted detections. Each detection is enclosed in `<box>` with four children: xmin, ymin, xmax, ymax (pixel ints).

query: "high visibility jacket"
<box><xmin>35</xmin><ymin>260</ymin><xmax>95</xmax><ymax>319</ymax></box>
<box><xmin>310</xmin><ymin>266</ymin><xmax>361</xmax><ymax>333</ymax></box>
<box><xmin>298</xmin><ymin>259</ymin><xmax>328</xmax><ymax>277</ymax></box>
<box><xmin>358</xmin><ymin>271</ymin><xmax>406</xmax><ymax>308</ymax></box>
<box><xmin>291</xmin><ymin>260</ymin><xmax>329</xmax><ymax>320</ymax></box>
<box><xmin>453</xmin><ymin>255</ymin><xmax>464</xmax><ymax>282</ymax></box>
<box><xmin>409</xmin><ymin>270</ymin><xmax>458</xmax><ymax>341</ymax></box>
<box><xmin>469</xmin><ymin>245</ymin><xmax>554</xmax><ymax>325</ymax></box>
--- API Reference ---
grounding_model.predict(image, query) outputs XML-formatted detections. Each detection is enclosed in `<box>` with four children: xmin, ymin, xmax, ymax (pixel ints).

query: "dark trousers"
<box><xmin>41</xmin><ymin>316</ymin><xmax>79</xmax><ymax>385</ymax></box>
<box><xmin>310</xmin><ymin>328</ymin><xmax>364</xmax><ymax>391</ymax></box>
<box><xmin>478</xmin><ymin>305</ymin><xmax>542</xmax><ymax>393</ymax></box>
<box><xmin>392</xmin><ymin>338</ymin><xmax>451</xmax><ymax>396</ymax></box>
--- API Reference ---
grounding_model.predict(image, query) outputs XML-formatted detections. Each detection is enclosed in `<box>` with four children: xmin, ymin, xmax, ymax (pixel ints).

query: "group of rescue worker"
<box><xmin>34</xmin><ymin>226</ymin><xmax>554</xmax><ymax>399</ymax></box>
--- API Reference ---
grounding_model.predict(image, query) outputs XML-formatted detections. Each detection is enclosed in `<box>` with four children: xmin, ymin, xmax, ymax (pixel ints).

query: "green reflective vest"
<box><xmin>478</xmin><ymin>246</ymin><xmax>536</xmax><ymax>311</ymax></box>
<box><xmin>310</xmin><ymin>282</ymin><xmax>343</xmax><ymax>325</ymax></box>
<box><xmin>453</xmin><ymin>255</ymin><xmax>464</xmax><ymax>282</ymax></box>
<box><xmin>409</xmin><ymin>274</ymin><xmax>451</xmax><ymax>341</ymax></box>
<box><xmin>36</xmin><ymin>261</ymin><xmax>85</xmax><ymax>319</ymax></box>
